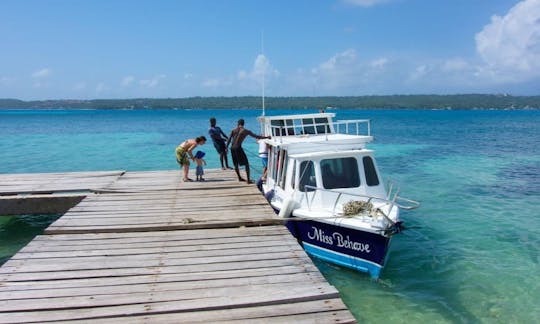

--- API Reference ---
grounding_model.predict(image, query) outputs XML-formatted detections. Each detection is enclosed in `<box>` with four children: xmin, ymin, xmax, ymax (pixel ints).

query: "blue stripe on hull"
<box><xmin>286</xmin><ymin>219</ymin><xmax>390</xmax><ymax>278</ymax></box>
<box><xmin>303</xmin><ymin>242</ymin><xmax>382</xmax><ymax>278</ymax></box>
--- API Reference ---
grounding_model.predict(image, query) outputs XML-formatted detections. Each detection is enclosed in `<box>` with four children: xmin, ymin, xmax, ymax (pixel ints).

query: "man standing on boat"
<box><xmin>226</xmin><ymin>119</ymin><xmax>270</xmax><ymax>184</ymax></box>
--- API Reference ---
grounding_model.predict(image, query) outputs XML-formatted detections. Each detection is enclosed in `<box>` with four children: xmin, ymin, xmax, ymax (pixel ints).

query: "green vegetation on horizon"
<box><xmin>1</xmin><ymin>94</ymin><xmax>539</xmax><ymax>110</ymax></box>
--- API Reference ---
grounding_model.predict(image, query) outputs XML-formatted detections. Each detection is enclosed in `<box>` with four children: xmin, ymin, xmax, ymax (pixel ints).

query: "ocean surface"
<box><xmin>1</xmin><ymin>108</ymin><xmax>539</xmax><ymax>323</ymax></box>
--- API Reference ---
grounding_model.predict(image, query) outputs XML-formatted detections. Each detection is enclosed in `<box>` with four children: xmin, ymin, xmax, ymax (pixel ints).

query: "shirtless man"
<box><xmin>175</xmin><ymin>136</ymin><xmax>206</xmax><ymax>182</ymax></box>
<box><xmin>226</xmin><ymin>119</ymin><xmax>270</xmax><ymax>184</ymax></box>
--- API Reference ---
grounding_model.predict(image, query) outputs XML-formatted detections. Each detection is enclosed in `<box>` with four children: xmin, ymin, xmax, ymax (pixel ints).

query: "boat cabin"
<box><xmin>258</xmin><ymin>113</ymin><xmax>387</xmax><ymax>214</ymax></box>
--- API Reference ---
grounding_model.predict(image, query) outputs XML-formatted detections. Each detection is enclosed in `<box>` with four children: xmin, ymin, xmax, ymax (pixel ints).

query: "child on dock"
<box><xmin>175</xmin><ymin>136</ymin><xmax>207</xmax><ymax>182</ymax></box>
<box><xmin>194</xmin><ymin>151</ymin><xmax>206</xmax><ymax>181</ymax></box>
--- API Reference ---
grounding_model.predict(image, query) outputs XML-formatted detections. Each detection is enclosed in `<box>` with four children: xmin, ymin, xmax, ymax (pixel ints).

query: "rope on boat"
<box><xmin>242</xmin><ymin>147</ymin><xmax>264</xmax><ymax>178</ymax></box>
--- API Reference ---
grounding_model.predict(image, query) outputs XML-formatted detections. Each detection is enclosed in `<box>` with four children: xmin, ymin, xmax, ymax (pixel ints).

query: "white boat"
<box><xmin>257</xmin><ymin>112</ymin><xmax>420</xmax><ymax>278</ymax></box>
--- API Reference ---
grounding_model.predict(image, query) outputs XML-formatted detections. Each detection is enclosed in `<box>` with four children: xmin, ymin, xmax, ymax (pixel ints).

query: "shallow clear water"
<box><xmin>1</xmin><ymin>108</ymin><xmax>539</xmax><ymax>323</ymax></box>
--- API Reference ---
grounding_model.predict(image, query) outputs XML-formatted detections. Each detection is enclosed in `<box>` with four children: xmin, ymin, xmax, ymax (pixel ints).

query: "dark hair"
<box><xmin>238</xmin><ymin>119</ymin><xmax>245</xmax><ymax>126</ymax></box>
<box><xmin>195</xmin><ymin>136</ymin><xmax>207</xmax><ymax>143</ymax></box>
<box><xmin>210</xmin><ymin>117</ymin><xmax>216</xmax><ymax>127</ymax></box>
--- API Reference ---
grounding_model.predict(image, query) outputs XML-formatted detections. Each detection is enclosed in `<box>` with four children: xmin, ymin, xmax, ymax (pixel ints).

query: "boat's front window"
<box><xmin>321</xmin><ymin>157</ymin><xmax>360</xmax><ymax>189</ymax></box>
<box><xmin>299</xmin><ymin>161</ymin><xmax>316</xmax><ymax>192</ymax></box>
<box><xmin>362</xmin><ymin>156</ymin><xmax>380</xmax><ymax>186</ymax></box>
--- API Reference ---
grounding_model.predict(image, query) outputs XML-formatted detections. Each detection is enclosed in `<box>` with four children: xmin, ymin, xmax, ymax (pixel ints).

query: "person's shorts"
<box><xmin>213</xmin><ymin>140</ymin><xmax>226</xmax><ymax>154</ymax></box>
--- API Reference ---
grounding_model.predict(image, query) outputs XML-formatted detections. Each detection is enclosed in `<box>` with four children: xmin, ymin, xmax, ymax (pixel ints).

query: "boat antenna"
<box><xmin>261</xmin><ymin>30</ymin><xmax>265</xmax><ymax>117</ymax></box>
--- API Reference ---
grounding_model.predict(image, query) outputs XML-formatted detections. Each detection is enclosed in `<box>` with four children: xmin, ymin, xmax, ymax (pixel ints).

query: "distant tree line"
<box><xmin>0</xmin><ymin>94</ymin><xmax>539</xmax><ymax>110</ymax></box>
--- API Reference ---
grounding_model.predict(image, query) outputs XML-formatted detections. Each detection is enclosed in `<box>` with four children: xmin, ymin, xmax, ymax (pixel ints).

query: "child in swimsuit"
<box><xmin>194</xmin><ymin>151</ymin><xmax>206</xmax><ymax>181</ymax></box>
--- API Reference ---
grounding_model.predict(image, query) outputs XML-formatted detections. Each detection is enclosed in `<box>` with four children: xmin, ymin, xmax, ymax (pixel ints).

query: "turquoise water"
<box><xmin>1</xmin><ymin>108</ymin><xmax>539</xmax><ymax>323</ymax></box>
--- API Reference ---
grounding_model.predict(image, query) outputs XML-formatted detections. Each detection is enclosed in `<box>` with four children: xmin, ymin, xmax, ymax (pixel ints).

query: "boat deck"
<box><xmin>0</xmin><ymin>169</ymin><xmax>355</xmax><ymax>323</ymax></box>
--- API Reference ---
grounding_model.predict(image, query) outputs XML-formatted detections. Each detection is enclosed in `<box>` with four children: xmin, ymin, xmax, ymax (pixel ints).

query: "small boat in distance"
<box><xmin>258</xmin><ymin>112</ymin><xmax>420</xmax><ymax>278</ymax></box>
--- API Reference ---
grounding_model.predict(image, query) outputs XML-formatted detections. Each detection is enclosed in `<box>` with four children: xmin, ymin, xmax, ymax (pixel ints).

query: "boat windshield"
<box><xmin>321</xmin><ymin>157</ymin><xmax>360</xmax><ymax>189</ymax></box>
<box><xmin>298</xmin><ymin>161</ymin><xmax>316</xmax><ymax>192</ymax></box>
<box><xmin>362</xmin><ymin>156</ymin><xmax>380</xmax><ymax>186</ymax></box>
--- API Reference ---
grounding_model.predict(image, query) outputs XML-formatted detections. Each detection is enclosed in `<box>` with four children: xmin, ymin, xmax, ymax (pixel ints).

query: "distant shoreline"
<box><xmin>1</xmin><ymin>94</ymin><xmax>539</xmax><ymax>110</ymax></box>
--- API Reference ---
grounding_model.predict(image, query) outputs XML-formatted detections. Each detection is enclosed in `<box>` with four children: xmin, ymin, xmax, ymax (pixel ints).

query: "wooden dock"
<box><xmin>0</xmin><ymin>169</ymin><xmax>356</xmax><ymax>323</ymax></box>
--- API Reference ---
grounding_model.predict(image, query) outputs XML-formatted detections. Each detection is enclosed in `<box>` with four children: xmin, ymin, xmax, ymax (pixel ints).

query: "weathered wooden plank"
<box><xmin>53</xmin><ymin>211</ymin><xmax>277</xmax><ymax>224</ymax></box>
<box><xmin>0</xmin><ymin>194</ymin><xmax>85</xmax><ymax>216</ymax></box>
<box><xmin>14</xmin><ymin>234</ymin><xmax>290</xmax><ymax>254</ymax></box>
<box><xmin>1</xmin><ymin>247</ymin><xmax>303</xmax><ymax>273</ymax></box>
<box><xmin>13</xmin><ymin>239</ymin><xmax>294</xmax><ymax>259</ymax></box>
<box><xmin>0</xmin><ymin>171</ymin><xmax>125</xmax><ymax>195</ymax></box>
<box><xmin>6</xmin><ymin>241</ymin><xmax>297</xmax><ymax>267</ymax></box>
<box><xmin>30</xmin><ymin>226</ymin><xmax>290</xmax><ymax>243</ymax></box>
<box><xmin>53</xmin><ymin>299</ymin><xmax>354</xmax><ymax>324</ymax></box>
<box><xmin>0</xmin><ymin>300</ymin><xmax>354</xmax><ymax>324</ymax></box>
<box><xmin>0</xmin><ymin>271</ymin><xmax>325</xmax><ymax>302</ymax></box>
<box><xmin>0</xmin><ymin>258</ymin><xmax>315</xmax><ymax>282</ymax></box>
<box><xmin>0</xmin><ymin>264</ymin><xmax>321</xmax><ymax>292</ymax></box>
<box><xmin>0</xmin><ymin>284</ymin><xmax>341</xmax><ymax>323</ymax></box>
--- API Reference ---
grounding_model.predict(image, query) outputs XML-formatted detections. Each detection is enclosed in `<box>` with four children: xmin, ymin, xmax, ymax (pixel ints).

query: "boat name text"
<box><xmin>307</xmin><ymin>226</ymin><xmax>371</xmax><ymax>253</ymax></box>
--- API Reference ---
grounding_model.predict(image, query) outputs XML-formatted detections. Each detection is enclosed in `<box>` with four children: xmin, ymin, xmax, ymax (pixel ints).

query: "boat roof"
<box><xmin>288</xmin><ymin>148</ymin><xmax>374</xmax><ymax>159</ymax></box>
<box><xmin>258</xmin><ymin>112</ymin><xmax>336</xmax><ymax>122</ymax></box>
<box><xmin>258</xmin><ymin>112</ymin><xmax>373</xmax><ymax>154</ymax></box>
<box><xmin>264</xmin><ymin>133</ymin><xmax>373</xmax><ymax>155</ymax></box>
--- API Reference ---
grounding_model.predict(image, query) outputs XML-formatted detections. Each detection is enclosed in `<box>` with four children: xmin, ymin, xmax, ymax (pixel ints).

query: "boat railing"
<box><xmin>266</xmin><ymin>119</ymin><xmax>371</xmax><ymax>142</ymax></box>
<box><xmin>301</xmin><ymin>185</ymin><xmax>420</xmax><ymax>218</ymax></box>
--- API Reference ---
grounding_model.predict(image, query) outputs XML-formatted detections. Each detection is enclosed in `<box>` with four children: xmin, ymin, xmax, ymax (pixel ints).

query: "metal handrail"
<box><xmin>265</xmin><ymin>119</ymin><xmax>371</xmax><ymax>142</ymax></box>
<box><xmin>301</xmin><ymin>185</ymin><xmax>420</xmax><ymax>215</ymax></box>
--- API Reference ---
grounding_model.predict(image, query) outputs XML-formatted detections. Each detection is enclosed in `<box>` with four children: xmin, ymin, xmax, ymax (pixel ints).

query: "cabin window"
<box><xmin>300</xmin><ymin>117</ymin><xmax>331</xmax><ymax>135</ymax></box>
<box><xmin>362</xmin><ymin>156</ymin><xmax>380</xmax><ymax>186</ymax></box>
<box><xmin>279</xmin><ymin>153</ymin><xmax>288</xmax><ymax>188</ymax></box>
<box><xmin>315</xmin><ymin>117</ymin><xmax>331</xmax><ymax>134</ymax></box>
<box><xmin>270</xmin><ymin>119</ymin><xmax>295</xmax><ymax>136</ymax></box>
<box><xmin>299</xmin><ymin>161</ymin><xmax>316</xmax><ymax>192</ymax></box>
<box><xmin>268</xmin><ymin>148</ymin><xmax>288</xmax><ymax>188</ymax></box>
<box><xmin>269</xmin><ymin>147</ymin><xmax>277</xmax><ymax>181</ymax></box>
<box><xmin>320</xmin><ymin>158</ymin><xmax>360</xmax><ymax>189</ymax></box>
<box><xmin>302</xmin><ymin>118</ymin><xmax>315</xmax><ymax>134</ymax></box>
<box><xmin>291</xmin><ymin>160</ymin><xmax>296</xmax><ymax>189</ymax></box>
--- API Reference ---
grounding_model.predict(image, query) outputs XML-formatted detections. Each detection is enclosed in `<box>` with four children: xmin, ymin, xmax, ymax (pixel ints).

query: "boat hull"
<box><xmin>286</xmin><ymin>218</ymin><xmax>390</xmax><ymax>278</ymax></box>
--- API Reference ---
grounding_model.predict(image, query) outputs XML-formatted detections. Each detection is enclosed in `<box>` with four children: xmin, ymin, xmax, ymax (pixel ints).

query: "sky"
<box><xmin>0</xmin><ymin>0</ymin><xmax>539</xmax><ymax>100</ymax></box>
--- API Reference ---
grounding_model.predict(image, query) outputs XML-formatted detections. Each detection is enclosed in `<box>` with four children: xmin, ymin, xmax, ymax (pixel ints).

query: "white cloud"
<box><xmin>475</xmin><ymin>0</ymin><xmax>540</xmax><ymax>81</ymax></box>
<box><xmin>121</xmin><ymin>76</ymin><xmax>135</xmax><ymax>87</ymax></box>
<box><xmin>370</xmin><ymin>57</ymin><xmax>388</xmax><ymax>69</ymax></box>
<box><xmin>237</xmin><ymin>54</ymin><xmax>279</xmax><ymax>82</ymax></box>
<box><xmin>343</xmin><ymin>0</ymin><xmax>391</xmax><ymax>7</ymax></box>
<box><xmin>441</xmin><ymin>58</ymin><xmax>469</xmax><ymax>72</ymax></box>
<box><xmin>139</xmin><ymin>74</ymin><xmax>166</xmax><ymax>88</ymax></box>
<box><xmin>201</xmin><ymin>55</ymin><xmax>279</xmax><ymax>94</ymax></box>
<box><xmin>202</xmin><ymin>78</ymin><xmax>223</xmax><ymax>88</ymax></box>
<box><xmin>282</xmin><ymin>49</ymin><xmax>393</xmax><ymax>95</ymax></box>
<box><xmin>306</xmin><ymin>49</ymin><xmax>363</xmax><ymax>93</ymax></box>
<box><xmin>408</xmin><ymin>64</ymin><xmax>430</xmax><ymax>81</ymax></box>
<box><xmin>315</xmin><ymin>49</ymin><xmax>357</xmax><ymax>74</ymax></box>
<box><xmin>31</xmin><ymin>68</ymin><xmax>51</xmax><ymax>79</ymax></box>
